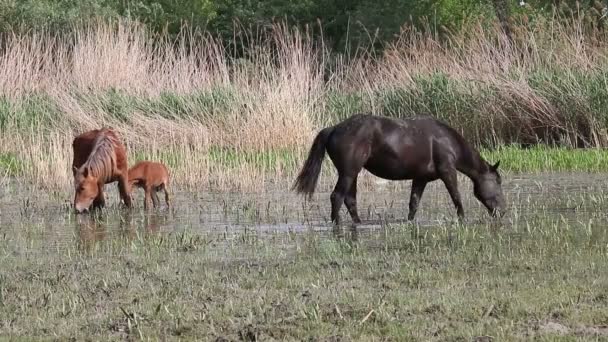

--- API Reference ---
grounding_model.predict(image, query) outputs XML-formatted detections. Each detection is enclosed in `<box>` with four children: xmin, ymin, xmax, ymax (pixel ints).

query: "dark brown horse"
<box><xmin>72</xmin><ymin>128</ymin><xmax>132</xmax><ymax>213</ymax></box>
<box><xmin>293</xmin><ymin>114</ymin><xmax>506</xmax><ymax>224</ymax></box>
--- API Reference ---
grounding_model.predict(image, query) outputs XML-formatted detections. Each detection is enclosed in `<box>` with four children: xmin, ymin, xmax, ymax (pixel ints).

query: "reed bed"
<box><xmin>0</xmin><ymin>17</ymin><xmax>608</xmax><ymax>191</ymax></box>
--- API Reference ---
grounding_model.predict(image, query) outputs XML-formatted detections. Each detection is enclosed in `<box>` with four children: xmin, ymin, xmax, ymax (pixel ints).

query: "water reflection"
<box><xmin>75</xmin><ymin>213</ymin><xmax>107</xmax><ymax>253</ymax></box>
<box><xmin>331</xmin><ymin>223</ymin><xmax>359</xmax><ymax>247</ymax></box>
<box><xmin>75</xmin><ymin>210</ymin><xmax>172</xmax><ymax>252</ymax></box>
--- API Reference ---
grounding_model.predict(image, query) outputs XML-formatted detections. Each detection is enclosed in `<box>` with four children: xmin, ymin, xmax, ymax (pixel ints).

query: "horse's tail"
<box><xmin>292</xmin><ymin>127</ymin><xmax>333</xmax><ymax>197</ymax></box>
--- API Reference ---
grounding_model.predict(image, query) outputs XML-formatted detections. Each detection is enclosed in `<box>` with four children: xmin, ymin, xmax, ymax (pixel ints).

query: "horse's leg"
<box><xmin>118</xmin><ymin>174</ymin><xmax>133</xmax><ymax>208</ymax></box>
<box><xmin>331</xmin><ymin>174</ymin><xmax>356</xmax><ymax>225</ymax></box>
<box><xmin>327</xmin><ymin>139</ymin><xmax>366</xmax><ymax>225</ymax></box>
<box><xmin>92</xmin><ymin>189</ymin><xmax>105</xmax><ymax>210</ymax></box>
<box><xmin>439</xmin><ymin>167</ymin><xmax>464</xmax><ymax>219</ymax></box>
<box><xmin>344</xmin><ymin>175</ymin><xmax>361</xmax><ymax>224</ymax></box>
<box><xmin>408</xmin><ymin>179</ymin><xmax>428</xmax><ymax>220</ymax></box>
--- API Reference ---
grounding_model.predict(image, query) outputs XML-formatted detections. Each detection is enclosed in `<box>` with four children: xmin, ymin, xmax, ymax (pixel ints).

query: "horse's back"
<box><xmin>73</xmin><ymin>128</ymin><xmax>119</xmax><ymax>156</ymax></box>
<box><xmin>73</xmin><ymin>129</ymin><xmax>102</xmax><ymax>169</ymax></box>
<box><xmin>129</xmin><ymin>161</ymin><xmax>169</xmax><ymax>187</ymax></box>
<box><xmin>328</xmin><ymin>114</ymin><xmax>440</xmax><ymax>146</ymax></box>
<box><xmin>331</xmin><ymin>114</ymin><xmax>463</xmax><ymax>144</ymax></box>
<box><xmin>325</xmin><ymin>114</ymin><xmax>469</xmax><ymax>180</ymax></box>
<box><xmin>73</xmin><ymin>128</ymin><xmax>128</xmax><ymax>180</ymax></box>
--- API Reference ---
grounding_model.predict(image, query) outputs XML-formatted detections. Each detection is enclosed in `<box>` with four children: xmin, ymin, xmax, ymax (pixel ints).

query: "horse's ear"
<box><xmin>491</xmin><ymin>160</ymin><xmax>501</xmax><ymax>171</ymax></box>
<box><xmin>82</xmin><ymin>167</ymin><xmax>89</xmax><ymax>178</ymax></box>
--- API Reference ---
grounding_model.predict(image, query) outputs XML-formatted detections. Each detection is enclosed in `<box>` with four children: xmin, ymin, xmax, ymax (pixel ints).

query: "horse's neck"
<box><xmin>457</xmin><ymin>150</ymin><xmax>487</xmax><ymax>181</ymax></box>
<box><xmin>82</xmin><ymin>137</ymin><xmax>113</xmax><ymax>180</ymax></box>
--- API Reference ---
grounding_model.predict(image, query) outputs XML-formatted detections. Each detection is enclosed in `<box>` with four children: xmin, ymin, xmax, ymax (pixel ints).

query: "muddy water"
<box><xmin>2</xmin><ymin>172</ymin><xmax>608</xmax><ymax>256</ymax></box>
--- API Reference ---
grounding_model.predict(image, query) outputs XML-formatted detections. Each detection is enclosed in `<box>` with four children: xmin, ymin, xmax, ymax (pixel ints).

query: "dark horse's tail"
<box><xmin>293</xmin><ymin>127</ymin><xmax>333</xmax><ymax>197</ymax></box>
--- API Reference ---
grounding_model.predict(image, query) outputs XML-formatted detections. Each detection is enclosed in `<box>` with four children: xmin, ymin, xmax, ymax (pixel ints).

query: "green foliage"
<box><xmin>1</xmin><ymin>0</ymin><xmax>606</xmax><ymax>55</ymax></box>
<box><xmin>118</xmin><ymin>0</ymin><xmax>217</xmax><ymax>35</ymax></box>
<box><xmin>0</xmin><ymin>0</ymin><xmax>121</xmax><ymax>32</ymax></box>
<box><xmin>0</xmin><ymin>0</ymin><xmax>501</xmax><ymax>53</ymax></box>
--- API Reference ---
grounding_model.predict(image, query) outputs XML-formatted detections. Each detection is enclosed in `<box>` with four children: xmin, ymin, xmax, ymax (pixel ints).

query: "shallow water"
<box><xmin>2</xmin><ymin>172</ymin><xmax>608</xmax><ymax>257</ymax></box>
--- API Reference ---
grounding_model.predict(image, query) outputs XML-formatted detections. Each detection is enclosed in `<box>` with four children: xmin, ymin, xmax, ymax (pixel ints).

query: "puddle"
<box><xmin>2</xmin><ymin>172</ymin><xmax>608</xmax><ymax>257</ymax></box>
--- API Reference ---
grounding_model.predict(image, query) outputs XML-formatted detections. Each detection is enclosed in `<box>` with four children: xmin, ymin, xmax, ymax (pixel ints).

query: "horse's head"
<box><xmin>474</xmin><ymin>161</ymin><xmax>506</xmax><ymax>217</ymax></box>
<box><xmin>73</xmin><ymin>166</ymin><xmax>100</xmax><ymax>213</ymax></box>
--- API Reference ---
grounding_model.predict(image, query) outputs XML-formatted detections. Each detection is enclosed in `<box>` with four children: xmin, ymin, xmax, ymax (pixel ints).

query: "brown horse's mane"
<box><xmin>81</xmin><ymin>128</ymin><xmax>118</xmax><ymax>181</ymax></box>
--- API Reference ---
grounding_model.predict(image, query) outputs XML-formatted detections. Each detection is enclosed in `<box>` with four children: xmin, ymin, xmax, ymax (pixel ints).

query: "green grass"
<box><xmin>206</xmin><ymin>146</ymin><xmax>298</xmax><ymax>170</ymax></box>
<box><xmin>0</xmin><ymin>152</ymin><xmax>24</xmax><ymax>176</ymax></box>
<box><xmin>4</xmin><ymin>145</ymin><xmax>608</xmax><ymax>180</ymax></box>
<box><xmin>128</xmin><ymin>147</ymin><xmax>299</xmax><ymax>173</ymax></box>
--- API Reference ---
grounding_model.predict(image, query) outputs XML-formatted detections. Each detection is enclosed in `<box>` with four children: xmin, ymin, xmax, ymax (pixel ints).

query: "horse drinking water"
<box><xmin>293</xmin><ymin>114</ymin><xmax>506</xmax><ymax>224</ymax></box>
<box><xmin>72</xmin><ymin>128</ymin><xmax>133</xmax><ymax>213</ymax></box>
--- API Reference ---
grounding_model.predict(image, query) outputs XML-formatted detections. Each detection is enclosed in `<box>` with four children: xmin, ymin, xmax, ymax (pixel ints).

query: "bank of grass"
<box><xmin>2</xmin><ymin>146</ymin><xmax>608</xmax><ymax>187</ymax></box>
<box><xmin>481</xmin><ymin>146</ymin><xmax>608</xmax><ymax>173</ymax></box>
<box><xmin>2</xmin><ymin>209</ymin><xmax>608</xmax><ymax>339</ymax></box>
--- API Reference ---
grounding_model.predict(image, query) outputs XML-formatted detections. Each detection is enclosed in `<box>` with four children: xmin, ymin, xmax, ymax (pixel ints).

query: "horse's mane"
<box><xmin>438</xmin><ymin>120</ymin><xmax>491</xmax><ymax>174</ymax></box>
<box><xmin>81</xmin><ymin>129</ymin><xmax>118</xmax><ymax>181</ymax></box>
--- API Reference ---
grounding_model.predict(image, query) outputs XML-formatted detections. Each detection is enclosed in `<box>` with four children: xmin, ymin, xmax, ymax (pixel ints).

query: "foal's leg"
<box><xmin>330</xmin><ymin>174</ymin><xmax>356</xmax><ymax>225</ymax></box>
<box><xmin>118</xmin><ymin>174</ymin><xmax>133</xmax><ymax>208</ymax></box>
<box><xmin>344</xmin><ymin>175</ymin><xmax>361</xmax><ymax>224</ymax></box>
<box><xmin>408</xmin><ymin>179</ymin><xmax>428</xmax><ymax>220</ymax></box>
<box><xmin>151</xmin><ymin>190</ymin><xmax>160</xmax><ymax>208</ymax></box>
<box><xmin>144</xmin><ymin>186</ymin><xmax>153</xmax><ymax>210</ymax></box>
<box><xmin>163</xmin><ymin>184</ymin><xmax>171</xmax><ymax>207</ymax></box>
<box><xmin>438</xmin><ymin>167</ymin><xmax>464</xmax><ymax>219</ymax></box>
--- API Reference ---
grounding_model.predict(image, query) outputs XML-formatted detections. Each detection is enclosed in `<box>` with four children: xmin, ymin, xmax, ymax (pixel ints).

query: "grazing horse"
<box><xmin>128</xmin><ymin>161</ymin><xmax>171</xmax><ymax>209</ymax></box>
<box><xmin>293</xmin><ymin>114</ymin><xmax>506</xmax><ymax>224</ymax></box>
<box><xmin>72</xmin><ymin>128</ymin><xmax>132</xmax><ymax>213</ymax></box>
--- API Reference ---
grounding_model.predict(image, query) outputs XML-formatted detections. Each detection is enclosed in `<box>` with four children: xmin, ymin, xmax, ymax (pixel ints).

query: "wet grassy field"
<box><xmin>4</xmin><ymin>16</ymin><xmax>608</xmax><ymax>340</ymax></box>
<box><xmin>2</xmin><ymin>173</ymin><xmax>608</xmax><ymax>340</ymax></box>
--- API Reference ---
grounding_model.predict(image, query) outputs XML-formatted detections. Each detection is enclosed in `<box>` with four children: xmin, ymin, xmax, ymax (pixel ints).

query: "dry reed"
<box><xmin>0</xmin><ymin>17</ymin><xmax>606</xmax><ymax>191</ymax></box>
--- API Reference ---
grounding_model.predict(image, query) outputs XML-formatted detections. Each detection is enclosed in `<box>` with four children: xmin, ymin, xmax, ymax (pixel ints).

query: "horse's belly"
<box><xmin>364</xmin><ymin>155</ymin><xmax>436</xmax><ymax>181</ymax></box>
<box><xmin>364</xmin><ymin>159</ymin><xmax>412</xmax><ymax>180</ymax></box>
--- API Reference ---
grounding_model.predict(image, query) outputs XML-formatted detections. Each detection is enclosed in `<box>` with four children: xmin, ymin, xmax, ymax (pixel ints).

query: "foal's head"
<box><xmin>474</xmin><ymin>161</ymin><xmax>506</xmax><ymax>217</ymax></box>
<box><xmin>73</xmin><ymin>166</ymin><xmax>100</xmax><ymax>213</ymax></box>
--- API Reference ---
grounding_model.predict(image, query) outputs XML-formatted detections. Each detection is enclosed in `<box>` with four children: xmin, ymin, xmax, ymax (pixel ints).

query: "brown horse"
<box><xmin>293</xmin><ymin>114</ymin><xmax>506</xmax><ymax>224</ymax></box>
<box><xmin>128</xmin><ymin>161</ymin><xmax>171</xmax><ymax>209</ymax></box>
<box><xmin>72</xmin><ymin>128</ymin><xmax>132</xmax><ymax>213</ymax></box>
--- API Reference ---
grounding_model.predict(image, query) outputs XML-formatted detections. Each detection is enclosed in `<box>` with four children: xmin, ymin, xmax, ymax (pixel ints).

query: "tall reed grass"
<box><xmin>0</xmin><ymin>17</ymin><xmax>607</xmax><ymax>191</ymax></box>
